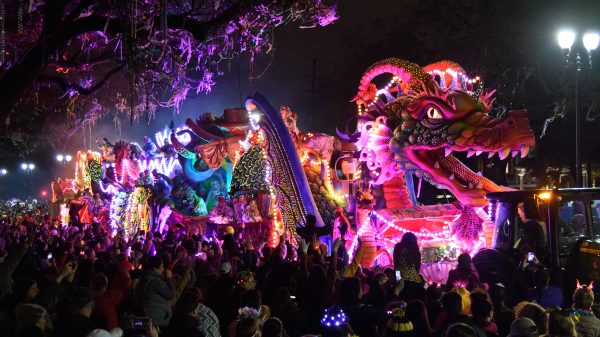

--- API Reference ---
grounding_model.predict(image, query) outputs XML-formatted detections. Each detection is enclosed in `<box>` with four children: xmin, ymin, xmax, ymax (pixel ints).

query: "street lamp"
<box><xmin>56</xmin><ymin>154</ymin><xmax>72</xmax><ymax>164</ymax></box>
<box><xmin>557</xmin><ymin>28</ymin><xmax>599</xmax><ymax>187</ymax></box>
<box><xmin>21</xmin><ymin>162</ymin><xmax>35</xmax><ymax>199</ymax></box>
<box><xmin>0</xmin><ymin>169</ymin><xmax>6</xmax><ymax>176</ymax></box>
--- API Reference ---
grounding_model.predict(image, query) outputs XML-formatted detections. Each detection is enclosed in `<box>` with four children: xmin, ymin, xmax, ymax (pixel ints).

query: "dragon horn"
<box><xmin>576</xmin><ymin>279</ymin><xmax>582</xmax><ymax>289</ymax></box>
<box><xmin>355</xmin><ymin>58</ymin><xmax>432</xmax><ymax>99</ymax></box>
<box><xmin>590</xmin><ymin>281</ymin><xmax>594</xmax><ymax>290</ymax></box>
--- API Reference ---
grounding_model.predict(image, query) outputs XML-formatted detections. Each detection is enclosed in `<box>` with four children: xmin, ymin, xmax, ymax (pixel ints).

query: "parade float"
<box><xmin>48</xmin><ymin>57</ymin><xmax>535</xmax><ymax>283</ymax></box>
<box><xmin>336</xmin><ymin>58</ymin><xmax>535</xmax><ymax>282</ymax></box>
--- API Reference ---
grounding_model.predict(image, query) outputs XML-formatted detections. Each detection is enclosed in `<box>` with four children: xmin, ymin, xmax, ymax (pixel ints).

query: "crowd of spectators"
<box><xmin>0</xmin><ymin>214</ymin><xmax>598</xmax><ymax>337</ymax></box>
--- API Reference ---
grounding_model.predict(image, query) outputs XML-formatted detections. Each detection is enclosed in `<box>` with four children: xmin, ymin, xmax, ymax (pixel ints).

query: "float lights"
<box><xmin>28</xmin><ymin>163</ymin><xmax>35</xmax><ymax>170</ymax></box>
<box><xmin>56</xmin><ymin>154</ymin><xmax>64</xmax><ymax>162</ymax></box>
<box><xmin>65</xmin><ymin>155</ymin><xmax>72</xmax><ymax>162</ymax></box>
<box><xmin>537</xmin><ymin>191</ymin><xmax>552</xmax><ymax>200</ymax></box>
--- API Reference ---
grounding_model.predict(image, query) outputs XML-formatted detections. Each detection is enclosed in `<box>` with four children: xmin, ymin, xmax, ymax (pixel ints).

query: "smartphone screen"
<box><xmin>395</xmin><ymin>270</ymin><xmax>402</xmax><ymax>281</ymax></box>
<box><xmin>527</xmin><ymin>252</ymin><xmax>535</xmax><ymax>262</ymax></box>
<box><xmin>47</xmin><ymin>253</ymin><xmax>52</xmax><ymax>260</ymax></box>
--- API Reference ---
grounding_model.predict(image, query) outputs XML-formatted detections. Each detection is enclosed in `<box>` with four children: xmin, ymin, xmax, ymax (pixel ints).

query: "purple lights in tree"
<box><xmin>0</xmin><ymin>0</ymin><xmax>337</xmax><ymax>139</ymax></box>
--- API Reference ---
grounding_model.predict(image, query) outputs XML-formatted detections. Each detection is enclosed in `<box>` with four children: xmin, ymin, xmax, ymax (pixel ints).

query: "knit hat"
<box><xmin>86</xmin><ymin>328</ymin><xmax>124</xmax><ymax>337</ymax></box>
<box><xmin>385</xmin><ymin>308</ymin><xmax>414</xmax><ymax>335</ymax></box>
<box><xmin>225</xmin><ymin>226</ymin><xmax>235</xmax><ymax>235</ymax></box>
<box><xmin>221</xmin><ymin>262</ymin><xmax>232</xmax><ymax>274</ymax></box>
<box><xmin>15</xmin><ymin>303</ymin><xmax>47</xmax><ymax>330</ymax></box>
<box><xmin>508</xmin><ymin>317</ymin><xmax>539</xmax><ymax>337</ymax></box>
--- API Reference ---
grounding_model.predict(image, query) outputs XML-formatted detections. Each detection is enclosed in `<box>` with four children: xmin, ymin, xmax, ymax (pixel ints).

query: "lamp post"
<box><xmin>21</xmin><ymin>162</ymin><xmax>35</xmax><ymax>199</ymax></box>
<box><xmin>56</xmin><ymin>154</ymin><xmax>72</xmax><ymax>164</ymax></box>
<box><xmin>557</xmin><ymin>29</ymin><xmax>599</xmax><ymax>187</ymax></box>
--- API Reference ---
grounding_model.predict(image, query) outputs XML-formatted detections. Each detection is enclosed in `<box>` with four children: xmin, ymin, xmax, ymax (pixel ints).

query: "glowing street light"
<box><xmin>557</xmin><ymin>30</ymin><xmax>576</xmax><ymax>49</ymax></box>
<box><xmin>20</xmin><ymin>162</ymin><xmax>35</xmax><ymax>199</ymax></box>
<box><xmin>556</xmin><ymin>28</ymin><xmax>599</xmax><ymax>187</ymax></box>
<box><xmin>0</xmin><ymin>169</ymin><xmax>6</xmax><ymax>175</ymax></box>
<box><xmin>56</xmin><ymin>154</ymin><xmax>73</xmax><ymax>164</ymax></box>
<box><xmin>583</xmin><ymin>32</ymin><xmax>600</xmax><ymax>52</ymax></box>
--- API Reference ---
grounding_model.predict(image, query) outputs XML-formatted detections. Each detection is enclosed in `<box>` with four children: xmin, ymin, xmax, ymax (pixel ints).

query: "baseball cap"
<box><xmin>508</xmin><ymin>317</ymin><xmax>539</xmax><ymax>337</ymax></box>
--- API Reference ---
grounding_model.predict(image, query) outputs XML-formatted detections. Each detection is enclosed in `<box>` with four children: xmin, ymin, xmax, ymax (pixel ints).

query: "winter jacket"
<box><xmin>135</xmin><ymin>270</ymin><xmax>175</xmax><ymax>327</ymax></box>
<box><xmin>0</xmin><ymin>243</ymin><xmax>28</xmax><ymax>300</ymax></box>
<box><xmin>573</xmin><ymin>309</ymin><xmax>600</xmax><ymax>337</ymax></box>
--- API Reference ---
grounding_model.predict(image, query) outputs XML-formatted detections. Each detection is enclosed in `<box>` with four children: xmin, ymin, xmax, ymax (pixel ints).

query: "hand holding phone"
<box><xmin>527</xmin><ymin>252</ymin><xmax>535</xmax><ymax>262</ymax></box>
<box><xmin>395</xmin><ymin>270</ymin><xmax>402</xmax><ymax>281</ymax></box>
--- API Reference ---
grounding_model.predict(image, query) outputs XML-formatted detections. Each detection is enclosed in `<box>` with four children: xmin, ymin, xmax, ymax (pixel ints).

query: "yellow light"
<box><xmin>538</xmin><ymin>191</ymin><xmax>552</xmax><ymax>200</ymax></box>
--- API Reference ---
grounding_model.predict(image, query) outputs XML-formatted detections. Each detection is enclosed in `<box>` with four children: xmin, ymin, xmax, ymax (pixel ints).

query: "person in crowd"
<box><xmin>405</xmin><ymin>300</ymin><xmax>433</xmax><ymax>337</ymax></box>
<box><xmin>506</xmin><ymin>318</ymin><xmax>539</xmax><ymax>337</ymax></box>
<box><xmin>90</xmin><ymin>274</ymin><xmax>124</xmax><ymax>331</ymax></box>
<box><xmin>470</xmin><ymin>293</ymin><xmax>499</xmax><ymax>337</ymax></box>
<box><xmin>338</xmin><ymin>276</ymin><xmax>378</xmax><ymax>337</ymax></box>
<box><xmin>135</xmin><ymin>256</ymin><xmax>175</xmax><ymax>329</ymax></box>
<box><xmin>517</xmin><ymin>202</ymin><xmax>545</xmax><ymax>257</ymax></box>
<box><xmin>393</xmin><ymin>233</ymin><xmax>425</xmax><ymax>302</ymax></box>
<box><xmin>425</xmin><ymin>284</ymin><xmax>444</xmax><ymax>329</ymax></box>
<box><xmin>444</xmin><ymin>323</ymin><xmax>477</xmax><ymax>337</ymax></box>
<box><xmin>526</xmin><ymin>268</ymin><xmax>563</xmax><ymax>308</ymax></box>
<box><xmin>296</xmin><ymin>214</ymin><xmax>332</xmax><ymax>244</ymax></box>
<box><xmin>571</xmin><ymin>282</ymin><xmax>600</xmax><ymax>337</ymax></box>
<box><xmin>261</xmin><ymin>317</ymin><xmax>287</xmax><ymax>337</ymax></box>
<box><xmin>434</xmin><ymin>291</ymin><xmax>485</xmax><ymax>337</ymax></box>
<box><xmin>452</xmin><ymin>286</ymin><xmax>471</xmax><ymax>316</ymax></box>
<box><xmin>446</xmin><ymin>254</ymin><xmax>481</xmax><ymax>292</ymax></box>
<box><xmin>14</xmin><ymin>303</ymin><xmax>48</xmax><ymax>337</ymax></box>
<box><xmin>546</xmin><ymin>308</ymin><xmax>578</xmax><ymax>337</ymax></box>
<box><xmin>514</xmin><ymin>301</ymin><xmax>548</xmax><ymax>335</ymax></box>
<box><xmin>168</xmin><ymin>288</ymin><xmax>210</xmax><ymax>337</ymax></box>
<box><xmin>488</xmin><ymin>283</ymin><xmax>514</xmax><ymax>337</ymax></box>
<box><xmin>383</xmin><ymin>308</ymin><xmax>414</xmax><ymax>337</ymax></box>
<box><xmin>52</xmin><ymin>287</ymin><xmax>97</xmax><ymax>337</ymax></box>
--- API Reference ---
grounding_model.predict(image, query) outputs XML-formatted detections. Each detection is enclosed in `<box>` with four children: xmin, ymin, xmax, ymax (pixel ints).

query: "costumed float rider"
<box><xmin>207</xmin><ymin>196</ymin><xmax>234</xmax><ymax>237</ymax></box>
<box><xmin>296</xmin><ymin>214</ymin><xmax>332</xmax><ymax>252</ymax></box>
<box><xmin>333</xmin><ymin>207</ymin><xmax>355</xmax><ymax>250</ymax></box>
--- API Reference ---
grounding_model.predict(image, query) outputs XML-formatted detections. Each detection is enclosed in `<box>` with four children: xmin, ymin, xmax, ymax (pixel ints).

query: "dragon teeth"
<box><xmin>520</xmin><ymin>145</ymin><xmax>529</xmax><ymax>158</ymax></box>
<box><xmin>444</xmin><ymin>147</ymin><xmax>453</xmax><ymax>157</ymax></box>
<box><xmin>434</xmin><ymin>161</ymin><xmax>440</xmax><ymax>169</ymax></box>
<box><xmin>449</xmin><ymin>174</ymin><xmax>455</xmax><ymax>180</ymax></box>
<box><xmin>477</xmin><ymin>172</ymin><xmax>483</xmax><ymax>176</ymax></box>
<box><xmin>467</xmin><ymin>150</ymin><xmax>475</xmax><ymax>158</ymax></box>
<box><xmin>487</xmin><ymin>152</ymin><xmax>495</xmax><ymax>158</ymax></box>
<box><xmin>512</xmin><ymin>150</ymin><xmax>519</xmax><ymax>158</ymax></box>
<box><xmin>476</xmin><ymin>181</ymin><xmax>483</xmax><ymax>189</ymax></box>
<box><xmin>476</xmin><ymin>150</ymin><xmax>483</xmax><ymax>156</ymax></box>
<box><xmin>499</xmin><ymin>148</ymin><xmax>511</xmax><ymax>160</ymax></box>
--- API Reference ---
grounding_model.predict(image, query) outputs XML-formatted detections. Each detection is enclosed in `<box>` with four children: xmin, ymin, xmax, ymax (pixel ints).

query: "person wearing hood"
<box><xmin>135</xmin><ymin>256</ymin><xmax>175</xmax><ymax>329</ymax></box>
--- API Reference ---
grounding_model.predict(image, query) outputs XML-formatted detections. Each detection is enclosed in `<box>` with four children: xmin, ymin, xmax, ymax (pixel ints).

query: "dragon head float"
<box><xmin>345</xmin><ymin>58</ymin><xmax>535</xmax><ymax>207</ymax></box>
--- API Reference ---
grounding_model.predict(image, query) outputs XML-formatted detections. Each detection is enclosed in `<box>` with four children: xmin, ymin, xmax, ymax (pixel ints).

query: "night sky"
<box><xmin>2</xmin><ymin>0</ymin><xmax>600</xmax><ymax>199</ymax></box>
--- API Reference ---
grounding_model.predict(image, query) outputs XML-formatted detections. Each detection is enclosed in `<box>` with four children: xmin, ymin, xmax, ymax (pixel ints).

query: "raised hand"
<box><xmin>333</xmin><ymin>238</ymin><xmax>343</xmax><ymax>253</ymax></box>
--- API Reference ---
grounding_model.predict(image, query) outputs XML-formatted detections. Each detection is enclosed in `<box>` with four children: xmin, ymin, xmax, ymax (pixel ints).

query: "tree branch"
<box><xmin>38</xmin><ymin>63</ymin><xmax>125</xmax><ymax>96</ymax></box>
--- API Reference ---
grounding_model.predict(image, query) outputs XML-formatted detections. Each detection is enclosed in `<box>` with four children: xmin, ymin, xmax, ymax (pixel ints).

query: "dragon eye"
<box><xmin>427</xmin><ymin>107</ymin><xmax>443</xmax><ymax>119</ymax></box>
